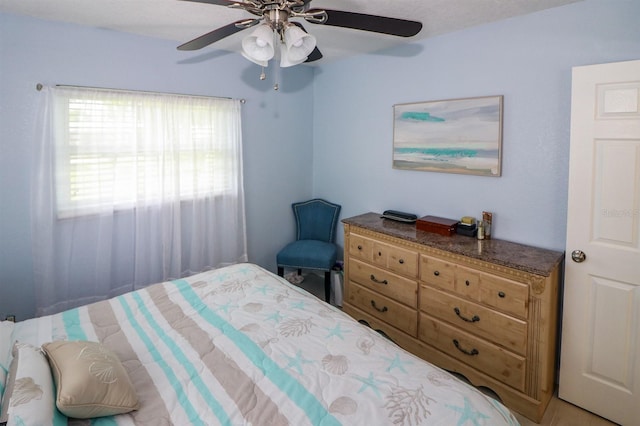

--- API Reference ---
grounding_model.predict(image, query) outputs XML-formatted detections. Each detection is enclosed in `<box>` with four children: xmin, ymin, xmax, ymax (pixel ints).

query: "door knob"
<box><xmin>571</xmin><ymin>250</ymin><xmax>586</xmax><ymax>263</ymax></box>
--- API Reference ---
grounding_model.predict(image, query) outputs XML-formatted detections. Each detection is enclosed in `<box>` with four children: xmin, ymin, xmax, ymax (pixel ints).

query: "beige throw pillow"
<box><xmin>42</xmin><ymin>341</ymin><xmax>139</xmax><ymax>419</ymax></box>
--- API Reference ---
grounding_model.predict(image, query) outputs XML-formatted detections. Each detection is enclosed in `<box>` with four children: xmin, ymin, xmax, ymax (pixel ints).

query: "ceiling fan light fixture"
<box><xmin>280</xmin><ymin>25</ymin><xmax>316</xmax><ymax>68</ymax></box>
<box><xmin>178</xmin><ymin>1</ymin><xmax>423</xmax><ymax>66</ymax></box>
<box><xmin>280</xmin><ymin>53</ymin><xmax>304</xmax><ymax>68</ymax></box>
<box><xmin>241</xmin><ymin>24</ymin><xmax>275</xmax><ymax>64</ymax></box>
<box><xmin>241</xmin><ymin>51</ymin><xmax>269</xmax><ymax>67</ymax></box>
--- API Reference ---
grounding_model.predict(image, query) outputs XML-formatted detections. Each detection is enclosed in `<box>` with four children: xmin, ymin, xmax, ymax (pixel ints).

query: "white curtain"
<box><xmin>32</xmin><ymin>86</ymin><xmax>247</xmax><ymax>316</ymax></box>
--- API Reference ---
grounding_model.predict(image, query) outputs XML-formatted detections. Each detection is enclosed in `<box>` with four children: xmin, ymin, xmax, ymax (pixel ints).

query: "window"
<box><xmin>52</xmin><ymin>87</ymin><xmax>240</xmax><ymax>217</ymax></box>
<box><xmin>33</xmin><ymin>86</ymin><xmax>247</xmax><ymax>315</ymax></box>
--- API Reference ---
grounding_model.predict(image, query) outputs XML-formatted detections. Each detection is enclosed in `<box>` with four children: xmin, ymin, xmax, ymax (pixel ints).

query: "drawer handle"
<box><xmin>357</xmin><ymin>245</ymin><xmax>363</xmax><ymax>250</ymax></box>
<box><xmin>465</xmin><ymin>280</ymin><xmax>470</xmax><ymax>286</ymax></box>
<box><xmin>370</xmin><ymin>300</ymin><xmax>388</xmax><ymax>313</ymax></box>
<box><xmin>453</xmin><ymin>339</ymin><xmax>479</xmax><ymax>356</ymax></box>
<box><xmin>498</xmin><ymin>291</ymin><xmax>506</xmax><ymax>298</ymax></box>
<box><xmin>434</xmin><ymin>271</ymin><xmax>440</xmax><ymax>276</ymax></box>
<box><xmin>370</xmin><ymin>274</ymin><xmax>388</xmax><ymax>285</ymax></box>
<box><xmin>378</xmin><ymin>251</ymin><xmax>382</xmax><ymax>257</ymax></box>
<box><xmin>454</xmin><ymin>307</ymin><xmax>480</xmax><ymax>323</ymax></box>
<box><xmin>399</xmin><ymin>259</ymin><xmax>405</xmax><ymax>264</ymax></box>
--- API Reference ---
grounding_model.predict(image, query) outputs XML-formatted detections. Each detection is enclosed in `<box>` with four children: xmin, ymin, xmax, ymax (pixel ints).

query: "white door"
<box><xmin>559</xmin><ymin>59</ymin><xmax>640</xmax><ymax>426</ymax></box>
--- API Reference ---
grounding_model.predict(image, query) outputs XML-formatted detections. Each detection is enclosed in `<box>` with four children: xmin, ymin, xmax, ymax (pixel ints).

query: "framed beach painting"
<box><xmin>393</xmin><ymin>96</ymin><xmax>503</xmax><ymax>176</ymax></box>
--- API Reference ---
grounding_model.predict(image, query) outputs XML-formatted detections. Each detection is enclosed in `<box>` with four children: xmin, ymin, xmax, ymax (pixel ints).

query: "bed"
<box><xmin>1</xmin><ymin>263</ymin><xmax>519</xmax><ymax>425</ymax></box>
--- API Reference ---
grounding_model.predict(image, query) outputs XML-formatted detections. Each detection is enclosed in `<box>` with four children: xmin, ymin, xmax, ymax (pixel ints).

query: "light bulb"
<box><xmin>256</xmin><ymin>39</ymin><xmax>267</xmax><ymax>48</ymax></box>
<box><xmin>280</xmin><ymin>25</ymin><xmax>316</xmax><ymax>67</ymax></box>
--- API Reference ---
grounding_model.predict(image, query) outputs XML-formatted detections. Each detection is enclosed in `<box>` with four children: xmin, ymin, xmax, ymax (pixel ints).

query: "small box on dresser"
<box><xmin>416</xmin><ymin>215</ymin><xmax>459</xmax><ymax>236</ymax></box>
<box><xmin>342</xmin><ymin>213</ymin><xmax>564</xmax><ymax>423</ymax></box>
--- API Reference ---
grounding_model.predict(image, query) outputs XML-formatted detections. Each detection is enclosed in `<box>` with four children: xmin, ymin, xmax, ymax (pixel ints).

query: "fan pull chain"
<box><xmin>257</xmin><ymin>65</ymin><xmax>278</xmax><ymax>91</ymax></box>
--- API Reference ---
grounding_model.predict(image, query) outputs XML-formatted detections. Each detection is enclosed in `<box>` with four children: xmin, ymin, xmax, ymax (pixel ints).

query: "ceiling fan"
<box><xmin>177</xmin><ymin>0</ymin><xmax>423</xmax><ymax>68</ymax></box>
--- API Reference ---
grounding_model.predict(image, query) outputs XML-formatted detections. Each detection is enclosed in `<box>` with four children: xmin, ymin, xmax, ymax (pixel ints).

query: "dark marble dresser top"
<box><xmin>342</xmin><ymin>213</ymin><xmax>564</xmax><ymax>277</ymax></box>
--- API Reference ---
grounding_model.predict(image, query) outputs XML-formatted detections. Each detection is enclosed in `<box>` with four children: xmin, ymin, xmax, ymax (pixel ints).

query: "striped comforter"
<box><xmin>8</xmin><ymin>263</ymin><xmax>519</xmax><ymax>425</ymax></box>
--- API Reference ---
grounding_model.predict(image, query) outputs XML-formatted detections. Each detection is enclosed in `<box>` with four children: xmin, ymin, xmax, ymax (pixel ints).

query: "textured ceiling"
<box><xmin>0</xmin><ymin>0</ymin><xmax>581</xmax><ymax>64</ymax></box>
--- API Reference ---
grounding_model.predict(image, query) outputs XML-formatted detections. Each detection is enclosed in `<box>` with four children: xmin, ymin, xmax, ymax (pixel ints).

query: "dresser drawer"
<box><xmin>454</xmin><ymin>266</ymin><xmax>481</xmax><ymax>300</ymax></box>
<box><xmin>480</xmin><ymin>274</ymin><xmax>529</xmax><ymax>319</ymax></box>
<box><xmin>349</xmin><ymin>259</ymin><xmax>418</xmax><ymax>308</ymax></box>
<box><xmin>349</xmin><ymin>234</ymin><xmax>374</xmax><ymax>262</ymax></box>
<box><xmin>420</xmin><ymin>255</ymin><xmax>455</xmax><ymax>291</ymax></box>
<box><xmin>343</xmin><ymin>305</ymin><xmax>416</xmax><ymax>349</ymax></box>
<box><xmin>346</xmin><ymin>283</ymin><xmax>418</xmax><ymax>336</ymax></box>
<box><xmin>420</xmin><ymin>286</ymin><xmax>527</xmax><ymax>355</ymax></box>
<box><xmin>419</xmin><ymin>314</ymin><xmax>526</xmax><ymax>392</ymax></box>
<box><xmin>372</xmin><ymin>241</ymin><xmax>418</xmax><ymax>277</ymax></box>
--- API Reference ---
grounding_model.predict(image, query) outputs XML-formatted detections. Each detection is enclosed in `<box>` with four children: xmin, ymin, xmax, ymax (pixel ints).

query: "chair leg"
<box><xmin>277</xmin><ymin>267</ymin><xmax>284</xmax><ymax>277</ymax></box>
<box><xmin>324</xmin><ymin>271</ymin><xmax>331</xmax><ymax>303</ymax></box>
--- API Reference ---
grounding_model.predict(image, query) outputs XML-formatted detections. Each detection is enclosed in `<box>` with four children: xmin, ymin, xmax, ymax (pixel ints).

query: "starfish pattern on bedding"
<box><xmin>211</xmin><ymin>272</ymin><xmax>231</xmax><ymax>282</ymax></box>
<box><xmin>284</xmin><ymin>350</ymin><xmax>314</xmax><ymax>375</ymax></box>
<box><xmin>383</xmin><ymin>353</ymin><xmax>413</xmax><ymax>373</ymax></box>
<box><xmin>265</xmin><ymin>310</ymin><xmax>284</xmax><ymax>323</ymax></box>
<box><xmin>253</xmin><ymin>284</ymin><xmax>270</xmax><ymax>295</ymax></box>
<box><xmin>325</xmin><ymin>323</ymin><xmax>350</xmax><ymax>340</ymax></box>
<box><xmin>290</xmin><ymin>300</ymin><xmax>307</xmax><ymax>310</ymax></box>
<box><xmin>214</xmin><ymin>302</ymin><xmax>236</xmax><ymax>315</ymax></box>
<box><xmin>446</xmin><ymin>396</ymin><xmax>490</xmax><ymax>426</ymax></box>
<box><xmin>355</xmin><ymin>372</ymin><xmax>383</xmax><ymax>398</ymax></box>
<box><xmin>236</xmin><ymin>266</ymin><xmax>253</xmax><ymax>274</ymax></box>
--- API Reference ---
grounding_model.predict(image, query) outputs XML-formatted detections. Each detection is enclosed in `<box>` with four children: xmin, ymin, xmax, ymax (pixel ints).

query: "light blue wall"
<box><xmin>2</xmin><ymin>0</ymin><xmax>639</xmax><ymax>320</ymax></box>
<box><xmin>0</xmin><ymin>13</ymin><xmax>315</xmax><ymax>320</ymax></box>
<box><xmin>312</xmin><ymin>0</ymin><xmax>640</xmax><ymax>252</ymax></box>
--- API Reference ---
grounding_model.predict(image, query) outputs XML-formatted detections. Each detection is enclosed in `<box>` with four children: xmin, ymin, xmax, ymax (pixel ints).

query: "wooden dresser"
<box><xmin>342</xmin><ymin>213</ymin><xmax>564</xmax><ymax>422</ymax></box>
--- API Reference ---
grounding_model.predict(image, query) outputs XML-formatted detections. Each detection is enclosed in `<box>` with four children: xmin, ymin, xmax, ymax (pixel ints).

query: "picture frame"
<box><xmin>393</xmin><ymin>95</ymin><xmax>503</xmax><ymax>176</ymax></box>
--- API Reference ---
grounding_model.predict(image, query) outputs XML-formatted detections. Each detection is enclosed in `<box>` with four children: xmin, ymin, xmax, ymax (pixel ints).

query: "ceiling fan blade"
<box><xmin>179</xmin><ymin>0</ymin><xmax>263</xmax><ymax>16</ymax></box>
<box><xmin>306</xmin><ymin>9</ymin><xmax>422</xmax><ymax>37</ymax></box>
<box><xmin>178</xmin><ymin>22</ymin><xmax>246</xmax><ymax>51</ymax></box>
<box><xmin>179</xmin><ymin>0</ymin><xmax>246</xmax><ymax>6</ymax></box>
<box><xmin>305</xmin><ymin>46</ymin><xmax>323</xmax><ymax>62</ymax></box>
<box><xmin>290</xmin><ymin>22</ymin><xmax>323</xmax><ymax>63</ymax></box>
<box><xmin>291</xmin><ymin>0</ymin><xmax>313</xmax><ymax>13</ymax></box>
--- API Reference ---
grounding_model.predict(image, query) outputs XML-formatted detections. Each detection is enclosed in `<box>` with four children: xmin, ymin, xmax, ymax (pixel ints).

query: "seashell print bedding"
<box><xmin>3</xmin><ymin>263</ymin><xmax>520</xmax><ymax>425</ymax></box>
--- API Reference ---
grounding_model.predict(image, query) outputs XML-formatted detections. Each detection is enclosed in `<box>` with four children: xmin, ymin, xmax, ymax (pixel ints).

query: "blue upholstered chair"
<box><xmin>277</xmin><ymin>199</ymin><xmax>341</xmax><ymax>303</ymax></box>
